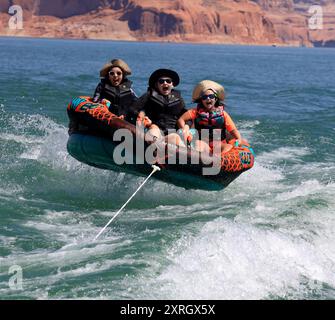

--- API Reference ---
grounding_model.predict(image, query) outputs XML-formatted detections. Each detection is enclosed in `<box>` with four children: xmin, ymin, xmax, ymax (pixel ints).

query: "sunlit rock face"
<box><xmin>0</xmin><ymin>0</ymin><xmax>334</xmax><ymax>47</ymax></box>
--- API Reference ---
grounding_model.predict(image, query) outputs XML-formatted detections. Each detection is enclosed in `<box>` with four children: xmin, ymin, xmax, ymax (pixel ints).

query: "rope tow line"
<box><xmin>94</xmin><ymin>165</ymin><xmax>161</xmax><ymax>241</ymax></box>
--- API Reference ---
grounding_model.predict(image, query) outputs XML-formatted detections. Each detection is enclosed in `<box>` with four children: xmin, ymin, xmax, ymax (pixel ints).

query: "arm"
<box><xmin>92</xmin><ymin>81</ymin><xmax>104</xmax><ymax>103</ymax></box>
<box><xmin>230</xmin><ymin>129</ymin><xmax>242</xmax><ymax>140</ymax></box>
<box><xmin>177</xmin><ymin>109</ymin><xmax>193</xmax><ymax>129</ymax></box>
<box><xmin>128</xmin><ymin>93</ymin><xmax>152</xmax><ymax>127</ymax></box>
<box><xmin>178</xmin><ymin>98</ymin><xmax>193</xmax><ymax>128</ymax></box>
<box><xmin>130</xmin><ymin>88</ymin><xmax>139</xmax><ymax>100</ymax></box>
<box><xmin>177</xmin><ymin>109</ymin><xmax>196</xmax><ymax>143</ymax></box>
<box><xmin>119</xmin><ymin>89</ymin><xmax>139</xmax><ymax>121</ymax></box>
<box><xmin>224</xmin><ymin>111</ymin><xmax>244</xmax><ymax>145</ymax></box>
<box><xmin>128</xmin><ymin>93</ymin><xmax>147</xmax><ymax>117</ymax></box>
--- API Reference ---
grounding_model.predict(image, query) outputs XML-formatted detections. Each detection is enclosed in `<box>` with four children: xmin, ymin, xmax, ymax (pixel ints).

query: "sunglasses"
<box><xmin>109</xmin><ymin>71</ymin><xmax>122</xmax><ymax>76</ymax></box>
<box><xmin>201</xmin><ymin>93</ymin><xmax>216</xmax><ymax>100</ymax></box>
<box><xmin>158</xmin><ymin>78</ymin><xmax>172</xmax><ymax>84</ymax></box>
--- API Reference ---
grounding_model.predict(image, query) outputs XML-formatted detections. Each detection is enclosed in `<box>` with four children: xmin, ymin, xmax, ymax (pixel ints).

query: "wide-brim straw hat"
<box><xmin>192</xmin><ymin>80</ymin><xmax>225</xmax><ymax>102</ymax></box>
<box><xmin>100</xmin><ymin>59</ymin><xmax>132</xmax><ymax>78</ymax></box>
<box><xmin>148</xmin><ymin>69</ymin><xmax>180</xmax><ymax>88</ymax></box>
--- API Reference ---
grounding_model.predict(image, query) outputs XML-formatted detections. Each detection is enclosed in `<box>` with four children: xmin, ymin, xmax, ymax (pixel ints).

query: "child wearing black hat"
<box><xmin>129</xmin><ymin>68</ymin><xmax>187</xmax><ymax>144</ymax></box>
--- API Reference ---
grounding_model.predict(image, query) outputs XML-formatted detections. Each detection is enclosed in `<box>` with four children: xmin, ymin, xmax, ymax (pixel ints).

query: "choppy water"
<box><xmin>0</xmin><ymin>37</ymin><xmax>335</xmax><ymax>299</ymax></box>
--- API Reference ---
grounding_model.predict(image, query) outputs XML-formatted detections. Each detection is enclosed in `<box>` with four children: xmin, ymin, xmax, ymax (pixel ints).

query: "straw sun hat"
<box><xmin>192</xmin><ymin>80</ymin><xmax>225</xmax><ymax>102</ymax></box>
<box><xmin>100</xmin><ymin>59</ymin><xmax>132</xmax><ymax>78</ymax></box>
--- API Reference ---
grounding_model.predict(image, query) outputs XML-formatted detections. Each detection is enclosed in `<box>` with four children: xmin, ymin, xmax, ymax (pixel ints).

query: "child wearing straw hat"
<box><xmin>177</xmin><ymin>80</ymin><xmax>247</xmax><ymax>154</ymax></box>
<box><xmin>92</xmin><ymin>58</ymin><xmax>138</xmax><ymax>120</ymax></box>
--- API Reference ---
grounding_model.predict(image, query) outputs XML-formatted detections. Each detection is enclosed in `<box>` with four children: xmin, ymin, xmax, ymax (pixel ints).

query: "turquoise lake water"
<box><xmin>0</xmin><ymin>37</ymin><xmax>335</xmax><ymax>299</ymax></box>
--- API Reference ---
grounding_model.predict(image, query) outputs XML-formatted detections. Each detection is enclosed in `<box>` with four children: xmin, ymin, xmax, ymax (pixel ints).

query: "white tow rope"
<box><xmin>94</xmin><ymin>165</ymin><xmax>161</xmax><ymax>241</ymax></box>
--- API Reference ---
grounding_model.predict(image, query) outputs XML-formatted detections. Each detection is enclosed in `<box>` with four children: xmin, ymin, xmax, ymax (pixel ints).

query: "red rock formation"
<box><xmin>251</xmin><ymin>0</ymin><xmax>294</xmax><ymax>11</ymax></box>
<box><xmin>0</xmin><ymin>0</ymin><xmax>334</xmax><ymax>47</ymax></box>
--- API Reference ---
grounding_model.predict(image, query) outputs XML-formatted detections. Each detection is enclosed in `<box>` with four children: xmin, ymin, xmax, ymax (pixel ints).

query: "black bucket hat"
<box><xmin>148</xmin><ymin>69</ymin><xmax>180</xmax><ymax>88</ymax></box>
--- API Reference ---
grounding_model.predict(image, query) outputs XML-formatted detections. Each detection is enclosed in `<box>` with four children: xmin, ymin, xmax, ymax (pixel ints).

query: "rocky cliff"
<box><xmin>0</xmin><ymin>0</ymin><xmax>334</xmax><ymax>47</ymax></box>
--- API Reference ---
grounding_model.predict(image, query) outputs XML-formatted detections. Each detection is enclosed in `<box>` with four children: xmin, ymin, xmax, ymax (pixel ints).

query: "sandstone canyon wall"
<box><xmin>0</xmin><ymin>0</ymin><xmax>334</xmax><ymax>47</ymax></box>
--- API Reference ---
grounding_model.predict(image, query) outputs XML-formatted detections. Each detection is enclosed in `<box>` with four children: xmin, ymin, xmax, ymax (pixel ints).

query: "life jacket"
<box><xmin>194</xmin><ymin>104</ymin><xmax>226</xmax><ymax>141</ymax></box>
<box><xmin>148</xmin><ymin>89</ymin><xmax>183</xmax><ymax>113</ymax></box>
<box><xmin>145</xmin><ymin>89</ymin><xmax>186</xmax><ymax>133</ymax></box>
<box><xmin>101</xmin><ymin>79</ymin><xmax>136</xmax><ymax>115</ymax></box>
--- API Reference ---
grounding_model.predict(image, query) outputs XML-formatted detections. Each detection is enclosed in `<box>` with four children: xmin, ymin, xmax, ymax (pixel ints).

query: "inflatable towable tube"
<box><xmin>66</xmin><ymin>96</ymin><xmax>255</xmax><ymax>191</ymax></box>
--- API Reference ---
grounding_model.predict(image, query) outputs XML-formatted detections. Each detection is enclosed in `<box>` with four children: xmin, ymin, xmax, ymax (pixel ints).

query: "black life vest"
<box><xmin>100</xmin><ymin>79</ymin><xmax>136</xmax><ymax>116</ymax></box>
<box><xmin>145</xmin><ymin>89</ymin><xmax>186</xmax><ymax>133</ymax></box>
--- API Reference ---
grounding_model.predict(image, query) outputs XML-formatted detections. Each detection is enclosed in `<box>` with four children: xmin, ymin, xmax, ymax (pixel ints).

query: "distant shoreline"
<box><xmin>0</xmin><ymin>34</ymin><xmax>326</xmax><ymax>48</ymax></box>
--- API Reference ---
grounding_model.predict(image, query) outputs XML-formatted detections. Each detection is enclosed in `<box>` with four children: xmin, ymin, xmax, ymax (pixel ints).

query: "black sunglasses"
<box><xmin>109</xmin><ymin>71</ymin><xmax>122</xmax><ymax>76</ymax></box>
<box><xmin>158</xmin><ymin>78</ymin><xmax>172</xmax><ymax>84</ymax></box>
<box><xmin>201</xmin><ymin>93</ymin><xmax>216</xmax><ymax>100</ymax></box>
